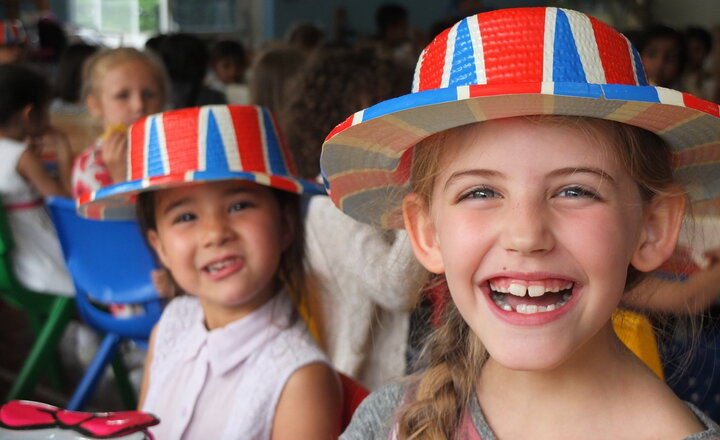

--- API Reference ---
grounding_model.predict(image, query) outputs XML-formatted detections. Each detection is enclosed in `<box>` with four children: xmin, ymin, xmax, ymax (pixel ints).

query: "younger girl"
<box><xmin>320</xmin><ymin>8</ymin><xmax>720</xmax><ymax>439</ymax></box>
<box><xmin>72</xmin><ymin>47</ymin><xmax>167</xmax><ymax>198</ymax></box>
<box><xmin>0</xmin><ymin>63</ymin><xmax>74</xmax><ymax>296</ymax></box>
<box><xmin>78</xmin><ymin>105</ymin><xmax>341</xmax><ymax>439</ymax></box>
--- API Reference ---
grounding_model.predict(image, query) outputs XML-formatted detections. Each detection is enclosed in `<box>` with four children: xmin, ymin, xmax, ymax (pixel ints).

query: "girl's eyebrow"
<box><xmin>161</xmin><ymin>197</ymin><xmax>192</xmax><ymax>215</ymax></box>
<box><xmin>549</xmin><ymin>167</ymin><xmax>617</xmax><ymax>186</ymax></box>
<box><xmin>443</xmin><ymin>167</ymin><xmax>617</xmax><ymax>190</ymax></box>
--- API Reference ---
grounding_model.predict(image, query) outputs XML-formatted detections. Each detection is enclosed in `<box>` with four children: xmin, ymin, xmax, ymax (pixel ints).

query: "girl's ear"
<box><xmin>631</xmin><ymin>190</ymin><xmax>686</xmax><ymax>272</ymax></box>
<box><xmin>403</xmin><ymin>193</ymin><xmax>444</xmax><ymax>274</ymax></box>
<box><xmin>86</xmin><ymin>93</ymin><xmax>102</xmax><ymax>119</ymax></box>
<box><xmin>147</xmin><ymin>229</ymin><xmax>170</xmax><ymax>269</ymax></box>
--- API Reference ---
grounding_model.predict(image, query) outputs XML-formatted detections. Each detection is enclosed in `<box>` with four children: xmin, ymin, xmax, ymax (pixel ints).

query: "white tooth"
<box><xmin>549</xmin><ymin>285</ymin><xmax>560</xmax><ymax>292</ymax></box>
<box><xmin>563</xmin><ymin>283</ymin><xmax>573</xmax><ymax>291</ymax></box>
<box><xmin>516</xmin><ymin>304</ymin><xmax>527</xmax><ymax>313</ymax></box>
<box><xmin>508</xmin><ymin>283</ymin><xmax>526</xmax><ymax>297</ymax></box>
<box><xmin>546</xmin><ymin>304</ymin><xmax>556</xmax><ymax>312</ymax></box>
<box><xmin>502</xmin><ymin>304</ymin><xmax>512</xmax><ymax>311</ymax></box>
<box><xmin>528</xmin><ymin>285</ymin><xmax>545</xmax><ymax>297</ymax></box>
<box><xmin>525</xmin><ymin>305</ymin><xmax>538</xmax><ymax>314</ymax></box>
<box><xmin>537</xmin><ymin>306</ymin><xmax>547</xmax><ymax>312</ymax></box>
<box><xmin>563</xmin><ymin>292</ymin><xmax>572</xmax><ymax>301</ymax></box>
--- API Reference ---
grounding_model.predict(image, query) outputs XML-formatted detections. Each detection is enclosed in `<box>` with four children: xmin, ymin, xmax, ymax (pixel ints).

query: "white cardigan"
<box><xmin>305</xmin><ymin>195</ymin><xmax>426</xmax><ymax>390</ymax></box>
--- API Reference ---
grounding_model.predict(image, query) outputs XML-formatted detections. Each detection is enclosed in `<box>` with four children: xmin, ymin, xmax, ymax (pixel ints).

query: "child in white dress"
<box><xmin>0</xmin><ymin>63</ymin><xmax>74</xmax><ymax>295</ymax></box>
<box><xmin>78</xmin><ymin>105</ymin><xmax>341</xmax><ymax>440</ymax></box>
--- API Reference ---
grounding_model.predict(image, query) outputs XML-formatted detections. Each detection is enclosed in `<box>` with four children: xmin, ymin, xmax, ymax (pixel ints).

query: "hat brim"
<box><xmin>321</xmin><ymin>82</ymin><xmax>720</xmax><ymax>229</ymax></box>
<box><xmin>78</xmin><ymin>170</ymin><xmax>325</xmax><ymax>220</ymax></box>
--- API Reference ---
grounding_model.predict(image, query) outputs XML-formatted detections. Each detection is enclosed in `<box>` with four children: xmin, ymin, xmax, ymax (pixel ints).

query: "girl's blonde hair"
<box><xmin>81</xmin><ymin>47</ymin><xmax>169</xmax><ymax>104</ymax></box>
<box><xmin>396</xmin><ymin>116</ymin><xmax>680</xmax><ymax>439</ymax></box>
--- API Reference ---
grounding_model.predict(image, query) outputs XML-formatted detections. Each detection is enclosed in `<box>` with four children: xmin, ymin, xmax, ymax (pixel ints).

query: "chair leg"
<box><xmin>67</xmin><ymin>333</ymin><xmax>121</xmax><ymax>411</ymax></box>
<box><xmin>5</xmin><ymin>297</ymin><xmax>75</xmax><ymax>401</ymax></box>
<box><xmin>110</xmin><ymin>350</ymin><xmax>137</xmax><ymax>410</ymax></box>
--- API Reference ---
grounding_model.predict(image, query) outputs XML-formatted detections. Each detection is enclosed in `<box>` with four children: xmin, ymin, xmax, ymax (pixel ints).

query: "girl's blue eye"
<box><xmin>173</xmin><ymin>212</ymin><xmax>196</xmax><ymax>223</ymax></box>
<box><xmin>461</xmin><ymin>187</ymin><xmax>501</xmax><ymax>200</ymax></box>
<box><xmin>229</xmin><ymin>201</ymin><xmax>252</xmax><ymax>212</ymax></box>
<box><xmin>556</xmin><ymin>186</ymin><xmax>598</xmax><ymax>199</ymax></box>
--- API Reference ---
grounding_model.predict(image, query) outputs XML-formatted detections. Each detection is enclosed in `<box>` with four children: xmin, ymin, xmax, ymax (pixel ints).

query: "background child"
<box><xmin>0</xmin><ymin>63</ymin><xmax>74</xmax><ymax>296</ymax></box>
<box><xmin>0</xmin><ymin>19</ymin><xmax>27</xmax><ymax>64</ymax></box>
<box><xmin>320</xmin><ymin>8</ymin><xmax>720</xmax><ymax>439</ymax></box>
<box><xmin>71</xmin><ymin>47</ymin><xmax>167</xmax><ymax>199</ymax></box>
<box><xmin>78</xmin><ymin>105</ymin><xmax>341</xmax><ymax>439</ymax></box>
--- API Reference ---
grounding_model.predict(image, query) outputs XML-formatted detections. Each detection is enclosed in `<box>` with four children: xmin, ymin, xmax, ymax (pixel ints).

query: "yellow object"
<box><xmin>100</xmin><ymin>124</ymin><xmax>127</xmax><ymax>141</ymax></box>
<box><xmin>612</xmin><ymin>309</ymin><xmax>664</xmax><ymax>379</ymax></box>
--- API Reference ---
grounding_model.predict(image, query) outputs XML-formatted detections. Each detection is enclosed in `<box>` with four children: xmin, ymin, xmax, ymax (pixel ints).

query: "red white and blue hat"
<box><xmin>320</xmin><ymin>7</ymin><xmax>720</xmax><ymax>229</ymax></box>
<box><xmin>0</xmin><ymin>20</ymin><xmax>26</xmax><ymax>46</ymax></box>
<box><xmin>78</xmin><ymin>105</ymin><xmax>324</xmax><ymax>220</ymax></box>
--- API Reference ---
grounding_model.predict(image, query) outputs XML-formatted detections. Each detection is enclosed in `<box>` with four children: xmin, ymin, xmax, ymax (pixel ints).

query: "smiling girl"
<box><xmin>320</xmin><ymin>7</ymin><xmax>720</xmax><ymax>440</ymax></box>
<box><xmin>78</xmin><ymin>105</ymin><xmax>341</xmax><ymax>439</ymax></box>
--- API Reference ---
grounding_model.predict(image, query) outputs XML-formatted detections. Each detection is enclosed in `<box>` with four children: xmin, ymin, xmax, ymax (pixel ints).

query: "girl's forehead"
<box><xmin>154</xmin><ymin>180</ymin><xmax>270</xmax><ymax>204</ymax></box>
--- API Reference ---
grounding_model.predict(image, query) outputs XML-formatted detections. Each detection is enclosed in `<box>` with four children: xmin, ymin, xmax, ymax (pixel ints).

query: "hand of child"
<box><xmin>100</xmin><ymin>130</ymin><xmax>128</xmax><ymax>184</ymax></box>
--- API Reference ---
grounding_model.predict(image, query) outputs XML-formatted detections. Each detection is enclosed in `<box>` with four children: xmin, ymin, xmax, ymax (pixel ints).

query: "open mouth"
<box><xmin>204</xmin><ymin>257</ymin><xmax>241</xmax><ymax>274</ymax></box>
<box><xmin>488</xmin><ymin>278</ymin><xmax>574</xmax><ymax>314</ymax></box>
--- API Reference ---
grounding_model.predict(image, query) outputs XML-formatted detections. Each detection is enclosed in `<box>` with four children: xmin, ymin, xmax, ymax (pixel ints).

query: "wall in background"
<box><xmin>651</xmin><ymin>0</ymin><xmax>719</xmax><ymax>29</ymax></box>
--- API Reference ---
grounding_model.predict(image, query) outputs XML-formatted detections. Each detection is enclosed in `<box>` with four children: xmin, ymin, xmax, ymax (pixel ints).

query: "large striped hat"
<box><xmin>78</xmin><ymin>105</ymin><xmax>324</xmax><ymax>220</ymax></box>
<box><xmin>0</xmin><ymin>20</ymin><xmax>25</xmax><ymax>45</ymax></box>
<box><xmin>320</xmin><ymin>7</ymin><xmax>720</xmax><ymax>229</ymax></box>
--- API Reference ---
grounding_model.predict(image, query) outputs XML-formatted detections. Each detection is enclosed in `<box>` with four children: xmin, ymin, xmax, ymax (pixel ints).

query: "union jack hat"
<box><xmin>78</xmin><ymin>105</ymin><xmax>324</xmax><ymax>220</ymax></box>
<box><xmin>320</xmin><ymin>7</ymin><xmax>720</xmax><ymax>228</ymax></box>
<box><xmin>0</xmin><ymin>20</ymin><xmax>26</xmax><ymax>46</ymax></box>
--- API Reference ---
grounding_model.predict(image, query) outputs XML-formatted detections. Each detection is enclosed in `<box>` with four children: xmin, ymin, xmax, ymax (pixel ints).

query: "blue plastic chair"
<box><xmin>46</xmin><ymin>196</ymin><xmax>162</xmax><ymax>411</ymax></box>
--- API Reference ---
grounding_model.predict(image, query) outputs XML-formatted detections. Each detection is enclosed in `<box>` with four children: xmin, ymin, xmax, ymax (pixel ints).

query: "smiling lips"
<box><xmin>488</xmin><ymin>278</ymin><xmax>574</xmax><ymax>314</ymax></box>
<box><xmin>203</xmin><ymin>256</ymin><xmax>243</xmax><ymax>277</ymax></box>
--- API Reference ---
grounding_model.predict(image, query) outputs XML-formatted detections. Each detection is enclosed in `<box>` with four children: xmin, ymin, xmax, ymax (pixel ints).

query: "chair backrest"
<box><xmin>46</xmin><ymin>196</ymin><xmax>161</xmax><ymax>339</ymax></box>
<box><xmin>338</xmin><ymin>372</ymin><xmax>369</xmax><ymax>431</ymax></box>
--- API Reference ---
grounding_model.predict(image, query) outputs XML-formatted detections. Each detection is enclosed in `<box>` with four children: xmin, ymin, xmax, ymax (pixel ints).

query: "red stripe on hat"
<box><xmin>479</xmin><ymin>8</ymin><xmax>545</xmax><ymax>84</ymax></box>
<box><xmin>129</xmin><ymin>118</ymin><xmax>147</xmax><ymax>181</ymax></box>
<box><xmin>326</xmin><ymin>115</ymin><xmax>355</xmax><ymax>142</ymax></box>
<box><xmin>163</xmin><ymin>107</ymin><xmax>199</xmax><ymax>174</ymax></box>
<box><xmin>230</xmin><ymin>106</ymin><xmax>266</xmax><ymax>173</ymax></box>
<box><xmin>269</xmin><ymin>176</ymin><xmax>301</xmax><ymax>193</ymax></box>
<box><xmin>590</xmin><ymin>17</ymin><xmax>635</xmax><ymax>85</ymax></box>
<box><xmin>416</xmin><ymin>28</ymin><xmax>450</xmax><ymax>92</ymax></box>
<box><xmin>269</xmin><ymin>113</ymin><xmax>298</xmax><ymax>174</ymax></box>
<box><xmin>682</xmin><ymin>93</ymin><xmax>720</xmax><ymax>118</ymax></box>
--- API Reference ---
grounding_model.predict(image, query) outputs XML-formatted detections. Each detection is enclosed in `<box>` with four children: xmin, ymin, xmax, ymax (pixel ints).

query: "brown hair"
<box><xmin>396</xmin><ymin>116</ymin><xmax>680</xmax><ymax>439</ymax></box>
<box><xmin>82</xmin><ymin>47</ymin><xmax>169</xmax><ymax>104</ymax></box>
<box><xmin>248</xmin><ymin>44</ymin><xmax>306</xmax><ymax>117</ymax></box>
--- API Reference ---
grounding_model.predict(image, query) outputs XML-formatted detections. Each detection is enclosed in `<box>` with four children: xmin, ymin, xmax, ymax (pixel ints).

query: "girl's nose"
<box><xmin>498</xmin><ymin>201</ymin><xmax>554</xmax><ymax>255</ymax></box>
<box><xmin>202</xmin><ymin>213</ymin><xmax>235</xmax><ymax>247</ymax></box>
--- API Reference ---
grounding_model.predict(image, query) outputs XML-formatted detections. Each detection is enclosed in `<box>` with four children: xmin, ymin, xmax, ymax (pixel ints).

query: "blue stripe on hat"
<box><xmin>363</xmin><ymin>88</ymin><xmax>459</xmax><ymax>122</ymax></box>
<box><xmin>552</xmin><ymin>9</ymin><xmax>586</xmax><ymax>83</ymax></box>
<box><xmin>448</xmin><ymin>18</ymin><xmax>476</xmax><ymax>88</ymax></box>
<box><xmin>205</xmin><ymin>109</ymin><xmax>230</xmax><ymax>172</ymax></box>
<box><xmin>553</xmin><ymin>82</ymin><xmax>602</xmax><ymax>99</ymax></box>
<box><xmin>603</xmin><ymin>84</ymin><xmax>660</xmax><ymax>103</ymax></box>
<box><xmin>260</xmin><ymin>107</ymin><xmax>288</xmax><ymax>175</ymax></box>
<box><xmin>146</xmin><ymin>117</ymin><xmax>166</xmax><ymax>177</ymax></box>
<box><xmin>630</xmin><ymin>46</ymin><xmax>648</xmax><ymax>86</ymax></box>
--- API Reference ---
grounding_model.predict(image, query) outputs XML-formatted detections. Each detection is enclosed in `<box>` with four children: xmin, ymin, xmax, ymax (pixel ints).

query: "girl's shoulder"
<box><xmin>340</xmin><ymin>381</ymin><xmax>406</xmax><ymax>440</ymax></box>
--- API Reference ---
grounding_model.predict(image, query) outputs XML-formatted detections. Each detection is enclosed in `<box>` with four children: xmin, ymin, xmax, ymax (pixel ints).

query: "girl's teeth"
<box><xmin>527</xmin><ymin>285</ymin><xmax>545</xmax><ymax>297</ymax></box>
<box><xmin>508</xmin><ymin>283</ymin><xmax>526</xmax><ymax>297</ymax></box>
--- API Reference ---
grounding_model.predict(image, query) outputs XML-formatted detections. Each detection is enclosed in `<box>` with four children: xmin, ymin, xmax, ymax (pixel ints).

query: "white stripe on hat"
<box><xmin>142</xmin><ymin>116</ymin><xmax>152</xmax><ymax>179</ymax></box>
<box><xmin>351</xmin><ymin>109</ymin><xmax>365</xmax><ymax>127</ymax></box>
<box><xmin>411</xmin><ymin>47</ymin><xmax>426</xmax><ymax>93</ymax></box>
<box><xmin>467</xmin><ymin>14</ymin><xmax>486</xmax><ymax>85</ymax></box>
<box><xmin>255</xmin><ymin>106</ymin><xmax>272</xmax><ymax>173</ymax></box>
<box><xmin>440</xmin><ymin>22</ymin><xmax>459</xmax><ymax>88</ymax></box>
<box><xmin>198</xmin><ymin>106</ymin><xmax>209</xmax><ymax>171</ymax></box>
<box><xmin>657</xmin><ymin>87</ymin><xmax>685</xmax><ymax>106</ymax></box>
<box><xmin>564</xmin><ymin>9</ymin><xmax>606</xmax><ymax>84</ymax></box>
<box><xmin>626</xmin><ymin>37</ymin><xmax>640</xmax><ymax>86</ymax></box>
<box><xmin>212</xmin><ymin>106</ymin><xmax>242</xmax><ymax>171</ymax></box>
<box><xmin>542</xmin><ymin>7</ymin><xmax>557</xmax><ymax>89</ymax></box>
<box><xmin>156</xmin><ymin>114</ymin><xmax>169</xmax><ymax>175</ymax></box>
<box><xmin>457</xmin><ymin>85</ymin><xmax>470</xmax><ymax>100</ymax></box>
